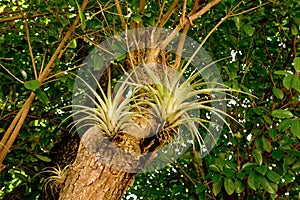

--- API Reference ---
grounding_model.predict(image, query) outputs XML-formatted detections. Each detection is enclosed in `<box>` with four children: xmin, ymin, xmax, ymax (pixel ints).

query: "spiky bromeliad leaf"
<box><xmin>139</xmin><ymin>62</ymin><xmax>247</xmax><ymax>150</ymax></box>
<box><xmin>64</xmin><ymin>69</ymin><xmax>145</xmax><ymax>138</ymax></box>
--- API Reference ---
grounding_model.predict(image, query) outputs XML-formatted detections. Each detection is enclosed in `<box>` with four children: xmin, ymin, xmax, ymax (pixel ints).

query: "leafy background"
<box><xmin>0</xmin><ymin>0</ymin><xmax>299</xmax><ymax>199</ymax></box>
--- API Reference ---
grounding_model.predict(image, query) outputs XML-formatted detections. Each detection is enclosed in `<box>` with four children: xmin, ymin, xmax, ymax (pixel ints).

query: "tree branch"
<box><xmin>162</xmin><ymin>0</ymin><xmax>221</xmax><ymax>49</ymax></box>
<box><xmin>114</xmin><ymin>0</ymin><xmax>127</xmax><ymax>30</ymax></box>
<box><xmin>0</xmin><ymin>64</ymin><xmax>24</xmax><ymax>84</ymax></box>
<box><xmin>158</xmin><ymin>0</ymin><xmax>179</xmax><ymax>28</ymax></box>
<box><xmin>0</xmin><ymin>0</ymin><xmax>90</xmax><ymax>169</ymax></box>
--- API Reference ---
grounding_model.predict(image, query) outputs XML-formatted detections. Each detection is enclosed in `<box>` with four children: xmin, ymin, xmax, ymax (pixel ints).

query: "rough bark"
<box><xmin>58</xmin><ymin>126</ymin><xmax>158</xmax><ymax>199</ymax></box>
<box><xmin>58</xmin><ymin>127</ymin><xmax>137</xmax><ymax>200</ymax></box>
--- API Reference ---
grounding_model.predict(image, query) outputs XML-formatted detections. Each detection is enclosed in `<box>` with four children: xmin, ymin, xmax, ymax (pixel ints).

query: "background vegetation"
<box><xmin>0</xmin><ymin>0</ymin><xmax>299</xmax><ymax>199</ymax></box>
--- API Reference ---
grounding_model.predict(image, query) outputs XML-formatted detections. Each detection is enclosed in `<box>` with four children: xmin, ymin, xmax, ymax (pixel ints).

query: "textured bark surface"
<box><xmin>58</xmin><ymin>126</ymin><xmax>149</xmax><ymax>200</ymax></box>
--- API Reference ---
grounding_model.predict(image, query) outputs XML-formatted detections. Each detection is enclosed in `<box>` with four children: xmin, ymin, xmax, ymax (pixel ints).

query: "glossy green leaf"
<box><xmin>232</xmin><ymin>16</ymin><xmax>240</xmax><ymax>29</ymax></box>
<box><xmin>272</xmin><ymin>88</ymin><xmax>284</xmax><ymax>99</ymax></box>
<box><xmin>24</xmin><ymin>80</ymin><xmax>40</xmax><ymax>91</ymax></box>
<box><xmin>294</xmin><ymin>57</ymin><xmax>300</xmax><ymax>72</ymax></box>
<box><xmin>132</xmin><ymin>14</ymin><xmax>141</xmax><ymax>23</ymax></box>
<box><xmin>69</xmin><ymin>39</ymin><xmax>77</xmax><ymax>49</ymax></box>
<box><xmin>291</xmin><ymin>23</ymin><xmax>298</xmax><ymax>35</ymax></box>
<box><xmin>253</xmin><ymin>107</ymin><xmax>262</xmax><ymax>115</ymax></box>
<box><xmin>224</xmin><ymin>178</ymin><xmax>234</xmax><ymax>195</ymax></box>
<box><xmin>248</xmin><ymin>172</ymin><xmax>259</xmax><ymax>190</ymax></box>
<box><xmin>212</xmin><ymin>174</ymin><xmax>222</xmax><ymax>184</ymax></box>
<box><xmin>274</xmin><ymin>70</ymin><xmax>292</xmax><ymax>75</ymax></box>
<box><xmin>242</xmin><ymin>162</ymin><xmax>257</xmax><ymax>170</ymax></box>
<box><xmin>255</xmin><ymin>136</ymin><xmax>263</xmax><ymax>151</ymax></box>
<box><xmin>292</xmin><ymin>161</ymin><xmax>300</xmax><ymax>170</ymax></box>
<box><xmin>283</xmin><ymin>173</ymin><xmax>295</xmax><ymax>183</ymax></box>
<box><xmin>253</xmin><ymin>149</ymin><xmax>263</xmax><ymax>165</ymax></box>
<box><xmin>256</xmin><ymin>165</ymin><xmax>267</xmax><ymax>175</ymax></box>
<box><xmin>266</xmin><ymin>170</ymin><xmax>280</xmax><ymax>184</ymax></box>
<box><xmin>35</xmin><ymin>155</ymin><xmax>51</xmax><ymax>162</ymax></box>
<box><xmin>59</xmin><ymin>15</ymin><xmax>69</xmax><ymax>26</ymax></box>
<box><xmin>271</xmin><ymin>149</ymin><xmax>282</xmax><ymax>160</ymax></box>
<box><xmin>243</xmin><ymin>23</ymin><xmax>255</xmax><ymax>36</ymax></box>
<box><xmin>283</xmin><ymin>74</ymin><xmax>298</xmax><ymax>90</ymax></box>
<box><xmin>212</xmin><ymin>178</ymin><xmax>223</xmax><ymax>196</ymax></box>
<box><xmin>278</xmin><ymin>119</ymin><xmax>292</xmax><ymax>132</ymax></box>
<box><xmin>262</xmin><ymin>136</ymin><xmax>272</xmax><ymax>153</ymax></box>
<box><xmin>76</xmin><ymin>0</ymin><xmax>86</xmax><ymax>30</ymax></box>
<box><xmin>271</xmin><ymin>109</ymin><xmax>293</xmax><ymax>119</ymax></box>
<box><xmin>223</xmin><ymin>168</ymin><xmax>235</xmax><ymax>178</ymax></box>
<box><xmin>291</xmin><ymin>120</ymin><xmax>300</xmax><ymax>138</ymax></box>
<box><xmin>209</xmin><ymin>164</ymin><xmax>220</xmax><ymax>172</ymax></box>
<box><xmin>268</xmin><ymin>128</ymin><xmax>277</xmax><ymax>138</ymax></box>
<box><xmin>263</xmin><ymin>115</ymin><xmax>273</xmax><ymax>125</ymax></box>
<box><xmin>35</xmin><ymin>89</ymin><xmax>49</xmax><ymax>104</ymax></box>
<box><xmin>234</xmin><ymin>179</ymin><xmax>245</xmax><ymax>193</ymax></box>
<box><xmin>259</xmin><ymin>176</ymin><xmax>278</xmax><ymax>194</ymax></box>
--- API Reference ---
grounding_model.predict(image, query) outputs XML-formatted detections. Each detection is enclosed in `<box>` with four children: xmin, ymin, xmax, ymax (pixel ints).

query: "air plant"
<box><xmin>137</xmin><ymin>61</ymin><xmax>245</xmax><ymax>151</ymax></box>
<box><xmin>65</xmin><ymin>68</ymin><xmax>145</xmax><ymax>138</ymax></box>
<box><xmin>41</xmin><ymin>164</ymin><xmax>69</xmax><ymax>197</ymax></box>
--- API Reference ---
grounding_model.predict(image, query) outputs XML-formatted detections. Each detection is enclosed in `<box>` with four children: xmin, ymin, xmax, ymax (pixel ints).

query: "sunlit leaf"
<box><xmin>24</xmin><ymin>80</ymin><xmax>40</xmax><ymax>91</ymax></box>
<box><xmin>291</xmin><ymin>120</ymin><xmax>300</xmax><ymax>138</ymax></box>
<box><xmin>271</xmin><ymin>109</ymin><xmax>293</xmax><ymax>119</ymax></box>
<box><xmin>294</xmin><ymin>57</ymin><xmax>300</xmax><ymax>72</ymax></box>
<box><xmin>253</xmin><ymin>149</ymin><xmax>263</xmax><ymax>165</ymax></box>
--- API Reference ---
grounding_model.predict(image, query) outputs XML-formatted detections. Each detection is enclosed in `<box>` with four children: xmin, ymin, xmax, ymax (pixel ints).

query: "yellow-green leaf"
<box><xmin>224</xmin><ymin>178</ymin><xmax>235</xmax><ymax>195</ymax></box>
<box><xmin>35</xmin><ymin>154</ymin><xmax>51</xmax><ymax>162</ymax></box>
<box><xmin>291</xmin><ymin>120</ymin><xmax>300</xmax><ymax>138</ymax></box>
<box><xmin>272</xmin><ymin>88</ymin><xmax>284</xmax><ymax>99</ymax></box>
<box><xmin>266</xmin><ymin>170</ymin><xmax>280</xmax><ymax>184</ymax></box>
<box><xmin>234</xmin><ymin>180</ymin><xmax>245</xmax><ymax>193</ymax></box>
<box><xmin>248</xmin><ymin>172</ymin><xmax>259</xmax><ymax>190</ymax></box>
<box><xmin>35</xmin><ymin>89</ymin><xmax>49</xmax><ymax>104</ymax></box>
<box><xmin>272</xmin><ymin>109</ymin><xmax>293</xmax><ymax>119</ymax></box>
<box><xmin>259</xmin><ymin>176</ymin><xmax>278</xmax><ymax>194</ymax></box>
<box><xmin>132</xmin><ymin>14</ymin><xmax>141</xmax><ymax>23</ymax></box>
<box><xmin>213</xmin><ymin>178</ymin><xmax>223</xmax><ymax>196</ymax></box>
<box><xmin>294</xmin><ymin>57</ymin><xmax>300</xmax><ymax>72</ymax></box>
<box><xmin>253</xmin><ymin>149</ymin><xmax>263</xmax><ymax>165</ymax></box>
<box><xmin>24</xmin><ymin>80</ymin><xmax>40</xmax><ymax>91</ymax></box>
<box><xmin>76</xmin><ymin>0</ymin><xmax>86</xmax><ymax>30</ymax></box>
<box><xmin>262</xmin><ymin>136</ymin><xmax>272</xmax><ymax>153</ymax></box>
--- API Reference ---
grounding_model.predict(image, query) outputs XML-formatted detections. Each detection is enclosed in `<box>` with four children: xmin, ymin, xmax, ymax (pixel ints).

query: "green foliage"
<box><xmin>0</xmin><ymin>0</ymin><xmax>299</xmax><ymax>199</ymax></box>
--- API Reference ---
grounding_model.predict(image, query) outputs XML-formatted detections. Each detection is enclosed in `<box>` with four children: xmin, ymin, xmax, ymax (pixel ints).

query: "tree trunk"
<box><xmin>58</xmin><ymin>126</ymin><xmax>157</xmax><ymax>199</ymax></box>
<box><xmin>58</xmin><ymin>127</ymin><xmax>137</xmax><ymax>199</ymax></box>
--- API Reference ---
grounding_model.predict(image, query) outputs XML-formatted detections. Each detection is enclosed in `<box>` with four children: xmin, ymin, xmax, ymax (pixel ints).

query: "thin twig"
<box><xmin>16</xmin><ymin>0</ymin><xmax>37</xmax><ymax>79</ymax></box>
<box><xmin>188</xmin><ymin>0</ymin><xmax>221</xmax><ymax>21</ymax></box>
<box><xmin>0</xmin><ymin>64</ymin><xmax>24</xmax><ymax>84</ymax></box>
<box><xmin>162</xmin><ymin>0</ymin><xmax>221</xmax><ymax>48</ymax></box>
<box><xmin>23</xmin><ymin>14</ymin><xmax>38</xmax><ymax>79</ymax></box>
<box><xmin>158</xmin><ymin>0</ymin><xmax>179</xmax><ymax>28</ymax></box>
<box><xmin>39</xmin><ymin>50</ymin><xmax>47</xmax><ymax>76</ymax></box>
<box><xmin>155</xmin><ymin>0</ymin><xmax>167</xmax><ymax>27</ymax></box>
<box><xmin>114</xmin><ymin>0</ymin><xmax>127</xmax><ymax>30</ymax></box>
<box><xmin>0</xmin><ymin>58</ymin><xmax>13</xmax><ymax>61</ymax></box>
<box><xmin>43</xmin><ymin>64</ymin><xmax>84</xmax><ymax>83</ymax></box>
<box><xmin>171</xmin><ymin>163</ymin><xmax>197</xmax><ymax>187</ymax></box>
<box><xmin>181</xmin><ymin>0</ymin><xmax>187</xmax><ymax>27</ymax></box>
<box><xmin>229</xmin><ymin>2</ymin><xmax>271</xmax><ymax>17</ymax></box>
<box><xmin>173</xmin><ymin>23</ymin><xmax>190</xmax><ymax>69</ymax></box>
